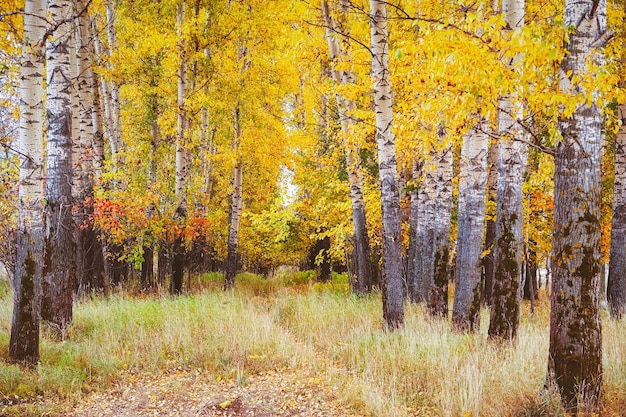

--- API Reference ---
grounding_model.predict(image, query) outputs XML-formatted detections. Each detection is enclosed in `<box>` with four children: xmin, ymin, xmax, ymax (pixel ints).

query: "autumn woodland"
<box><xmin>0</xmin><ymin>0</ymin><xmax>626</xmax><ymax>415</ymax></box>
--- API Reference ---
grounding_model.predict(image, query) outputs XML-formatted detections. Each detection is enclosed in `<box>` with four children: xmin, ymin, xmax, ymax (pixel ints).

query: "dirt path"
<box><xmin>60</xmin><ymin>365</ymin><xmax>360</xmax><ymax>417</ymax></box>
<box><xmin>59</xmin><ymin>299</ymin><xmax>365</xmax><ymax>417</ymax></box>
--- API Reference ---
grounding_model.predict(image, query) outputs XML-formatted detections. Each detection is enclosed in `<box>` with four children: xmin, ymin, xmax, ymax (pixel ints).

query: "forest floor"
<box><xmin>59</xmin><ymin>364</ymin><xmax>359</xmax><ymax>416</ymax></box>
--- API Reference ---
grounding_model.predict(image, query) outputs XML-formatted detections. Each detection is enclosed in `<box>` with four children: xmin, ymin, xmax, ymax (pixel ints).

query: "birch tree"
<box><xmin>224</xmin><ymin>37</ymin><xmax>250</xmax><ymax>290</ymax></box>
<box><xmin>547</xmin><ymin>0</ymin><xmax>607</xmax><ymax>410</ymax></box>
<box><xmin>41</xmin><ymin>0</ymin><xmax>76</xmax><ymax>333</ymax></box>
<box><xmin>76</xmin><ymin>1</ymin><xmax>106</xmax><ymax>293</ymax></box>
<box><xmin>224</xmin><ymin>106</ymin><xmax>244</xmax><ymax>290</ymax></box>
<box><xmin>488</xmin><ymin>0</ymin><xmax>528</xmax><ymax>341</ymax></box>
<box><xmin>370</xmin><ymin>0</ymin><xmax>404</xmax><ymax>329</ymax></box>
<box><xmin>321</xmin><ymin>0</ymin><xmax>373</xmax><ymax>294</ymax></box>
<box><xmin>9</xmin><ymin>0</ymin><xmax>46</xmax><ymax>365</ymax></box>
<box><xmin>104</xmin><ymin>0</ymin><xmax>123</xmax><ymax>160</ymax></box>
<box><xmin>430</xmin><ymin>140</ymin><xmax>454</xmax><ymax>317</ymax></box>
<box><xmin>408</xmin><ymin>151</ymin><xmax>436</xmax><ymax>303</ymax></box>
<box><xmin>452</xmin><ymin>120</ymin><xmax>488</xmax><ymax>332</ymax></box>
<box><xmin>172</xmin><ymin>0</ymin><xmax>189</xmax><ymax>295</ymax></box>
<box><xmin>607</xmin><ymin>0</ymin><xmax>626</xmax><ymax>319</ymax></box>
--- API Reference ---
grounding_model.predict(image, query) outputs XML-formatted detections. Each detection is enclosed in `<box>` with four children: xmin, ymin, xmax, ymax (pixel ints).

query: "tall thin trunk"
<box><xmin>89</xmin><ymin>30</ymin><xmax>106</xmax><ymax>292</ymax></box>
<box><xmin>413</xmin><ymin>151</ymin><xmax>437</xmax><ymax>303</ymax></box>
<box><xmin>42</xmin><ymin>0</ymin><xmax>76</xmax><ymax>333</ymax></box>
<box><xmin>430</xmin><ymin>140</ymin><xmax>454</xmax><ymax>317</ymax></box>
<box><xmin>547</xmin><ymin>0</ymin><xmax>607</xmax><ymax>411</ymax></box>
<box><xmin>321</xmin><ymin>0</ymin><xmax>373</xmax><ymax>293</ymax></box>
<box><xmin>452</xmin><ymin>120</ymin><xmax>488</xmax><ymax>332</ymax></box>
<box><xmin>104</xmin><ymin>0</ymin><xmax>122</xmax><ymax>160</ymax></box>
<box><xmin>200</xmin><ymin>108</ymin><xmax>216</xmax><ymax>200</ymax></box>
<box><xmin>9</xmin><ymin>0</ymin><xmax>46</xmax><ymax>365</ymax></box>
<box><xmin>73</xmin><ymin>0</ymin><xmax>101</xmax><ymax>295</ymax></box>
<box><xmin>90</xmin><ymin>19</ymin><xmax>105</xmax><ymax>178</ymax></box>
<box><xmin>488</xmin><ymin>101</ymin><xmax>528</xmax><ymax>340</ymax></box>
<box><xmin>488</xmin><ymin>0</ymin><xmax>528</xmax><ymax>341</ymax></box>
<box><xmin>69</xmin><ymin>18</ymin><xmax>84</xmax><ymax>294</ymax></box>
<box><xmin>370</xmin><ymin>0</ymin><xmax>404</xmax><ymax>329</ymax></box>
<box><xmin>172</xmin><ymin>0</ymin><xmax>189</xmax><ymax>295</ymax></box>
<box><xmin>224</xmin><ymin>107</ymin><xmax>244</xmax><ymax>290</ymax></box>
<box><xmin>92</xmin><ymin>18</ymin><xmax>115</xmax><ymax>158</ymax></box>
<box><xmin>608</xmin><ymin>0</ymin><xmax>626</xmax><ymax>319</ymax></box>
<box><xmin>223</xmin><ymin>31</ymin><xmax>250</xmax><ymax>291</ymax></box>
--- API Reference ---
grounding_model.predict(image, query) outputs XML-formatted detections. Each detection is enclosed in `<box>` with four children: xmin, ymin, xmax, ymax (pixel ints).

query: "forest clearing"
<box><xmin>2</xmin><ymin>0</ymin><xmax>626</xmax><ymax>414</ymax></box>
<box><xmin>0</xmin><ymin>272</ymin><xmax>623</xmax><ymax>416</ymax></box>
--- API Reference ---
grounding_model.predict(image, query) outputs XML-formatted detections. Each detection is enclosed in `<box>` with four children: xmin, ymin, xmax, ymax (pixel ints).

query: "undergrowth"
<box><xmin>0</xmin><ymin>272</ymin><xmax>624</xmax><ymax>416</ymax></box>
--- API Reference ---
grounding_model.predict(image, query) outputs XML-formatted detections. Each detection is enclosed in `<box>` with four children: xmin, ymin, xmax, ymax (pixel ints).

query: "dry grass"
<box><xmin>0</xmin><ymin>273</ymin><xmax>625</xmax><ymax>416</ymax></box>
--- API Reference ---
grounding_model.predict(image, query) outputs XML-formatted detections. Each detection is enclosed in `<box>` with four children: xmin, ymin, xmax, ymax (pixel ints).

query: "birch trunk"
<box><xmin>92</xmin><ymin>19</ymin><xmax>115</xmax><ymax>159</ymax></box>
<box><xmin>104</xmin><ymin>0</ymin><xmax>123</xmax><ymax>161</ymax></box>
<box><xmin>370</xmin><ymin>0</ymin><xmax>404</xmax><ymax>329</ymax></box>
<box><xmin>9</xmin><ymin>0</ymin><xmax>46</xmax><ymax>365</ymax></box>
<box><xmin>224</xmin><ymin>107</ymin><xmax>243</xmax><ymax>290</ymax></box>
<box><xmin>488</xmin><ymin>99</ymin><xmax>528</xmax><ymax>340</ymax></box>
<box><xmin>224</xmin><ymin>33</ymin><xmax>250</xmax><ymax>290</ymax></box>
<box><xmin>69</xmin><ymin>17</ymin><xmax>86</xmax><ymax>294</ymax></box>
<box><xmin>42</xmin><ymin>0</ymin><xmax>76</xmax><ymax>333</ymax></box>
<box><xmin>76</xmin><ymin>3</ymin><xmax>106</xmax><ymax>293</ymax></box>
<box><xmin>430</xmin><ymin>141</ymin><xmax>454</xmax><ymax>317</ymax></box>
<box><xmin>322</xmin><ymin>0</ymin><xmax>373</xmax><ymax>293</ymax></box>
<box><xmin>452</xmin><ymin>120</ymin><xmax>488</xmax><ymax>332</ymax></box>
<box><xmin>172</xmin><ymin>0</ymin><xmax>189</xmax><ymax>295</ymax></box>
<box><xmin>608</xmin><ymin>0</ymin><xmax>626</xmax><ymax>319</ymax></box>
<box><xmin>488</xmin><ymin>0</ymin><xmax>528</xmax><ymax>341</ymax></box>
<box><xmin>200</xmin><ymin>108</ymin><xmax>216</xmax><ymax>200</ymax></box>
<box><xmin>90</xmin><ymin>16</ymin><xmax>105</xmax><ymax>178</ymax></box>
<box><xmin>547</xmin><ymin>0</ymin><xmax>606</xmax><ymax>411</ymax></box>
<box><xmin>414</xmin><ymin>152</ymin><xmax>437</xmax><ymax>303</ymax></box>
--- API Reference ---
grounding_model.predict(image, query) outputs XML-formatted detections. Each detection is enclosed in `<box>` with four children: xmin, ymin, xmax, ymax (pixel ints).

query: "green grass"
<box><xmin>0</xmin><ymin>272</ymin><xmax>625</xmax><ymax>416</ymax></box>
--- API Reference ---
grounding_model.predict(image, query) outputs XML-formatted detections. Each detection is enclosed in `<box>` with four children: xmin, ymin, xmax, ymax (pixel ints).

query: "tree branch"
<box><xmin>591</xmin><ymin>30</ymin><xmax>613</xmax><ymax>48</ymax></box>
<box><xmin>476</xmin><ymin>107</ymin><xmax>556</xmax><ymax>156</ymax></box>
<box><xmin>590</xmin><ymin>0</ymin><xmax>600</xmax><ymax>18</ymax></box>
<box><xmin>303</xmin><ymin>18</ymin><xmax>374</xmax><ymax>57</ymax></box>
<box><xmin>40</xmin><ymin>0</ymin><xmax>94</xmax><ymax>47</ymax></box>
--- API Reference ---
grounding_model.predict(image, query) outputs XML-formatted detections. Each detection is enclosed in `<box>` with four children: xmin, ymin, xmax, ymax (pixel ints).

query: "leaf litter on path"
<box><xmin>61</xmin><ymin>365</ymin><xmax>360</xmax><ymax>417</ymax></box>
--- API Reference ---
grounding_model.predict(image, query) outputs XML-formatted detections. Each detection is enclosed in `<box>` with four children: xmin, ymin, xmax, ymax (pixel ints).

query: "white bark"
<box><xmin>322</xmin><ymin>0</ymin><xmax>372</xmax><ymax>292</ymax></box>
<box><xmin>430</xmin><ymin>142</ymin><xmax>454</xmax><ymax>317</ymax></box>
<box><xmin>370</xmin><ymin>0</ymin><xmax>404</xmax><ymax>328</ymax></box>
<box><xmin>76</xmin><ymin>0</ymin><xmax>96</xmax><ymax>180</ymax></box>
<box><xmin>70</xmin><ymin>27</ymin><xmax>81</xmax><ymax>200</ymax></box>
<box><xmin>488</xmin><ymin>0</ymin><xmax>528</xmax><ymax>341</ymax></box>
<box><xmin>92</xmin><ymin>16</ymin><xmax>116</xmax><ymax>159</ymax></box>
<box><xmin>43</xmin><ymin>0</ymin><xmax>76</xmax><ymax>332</ymax></box>
<box><xmin>452</xmin><ymin>119</ymin><xmax>489</xmax><ymax>332</ymax></box>
<box><xmin>10</xmin><ymin>0</ymin><xmax>46</xmax><ymax>364</ymax></box>
<box><xmin>489</xmin><ymin>98</ymin><xmax>528</xmax><ymax>340</ymax></box>
<box><xmin>607</xmin><ymin>0</ymin><xmax>626</xmax><ymax>319</ymax></box>
<box><xmin>225</xmin><ymin>107</ymin><xmax>244</xmax><ymax>289</ymax></box>
<box><xmin>548</xmin><ymin>0</ymin><xmax>606</xmax><ymax>411</ymax></box>
<box><xmin>175</xmin><ymin>1</ymin><xmax>190</xmax><ymax>207</ymax></box>
<box><xmin>105</xmin><ymin>0</ymin><xmax>122</xmax><ymax>157</ymax></box>
<box><xmin>415</xmin><ymin>151</ymin><xmax>437</xmax><ymax>303</ymax></box>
